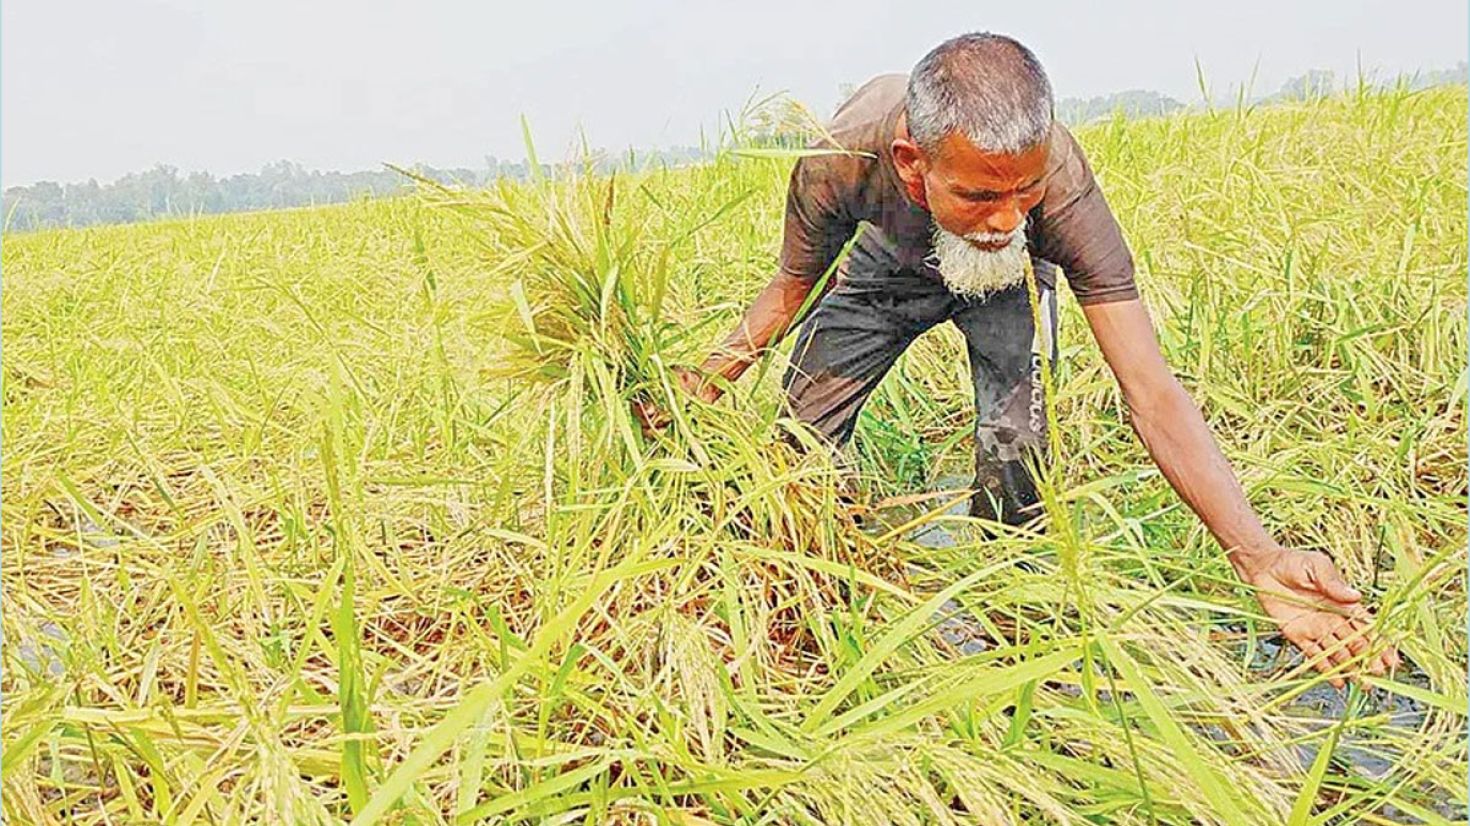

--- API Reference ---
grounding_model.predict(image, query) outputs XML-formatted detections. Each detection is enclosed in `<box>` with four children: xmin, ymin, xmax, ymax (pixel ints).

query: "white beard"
<box><xmin>928</xmin><ymin>218</ymin><xmax>1029</xmax><ymax>299</ymax></box>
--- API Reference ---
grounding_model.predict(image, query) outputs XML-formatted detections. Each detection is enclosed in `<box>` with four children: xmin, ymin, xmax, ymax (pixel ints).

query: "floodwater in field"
<box><xmin>869</xmin><ymin>472</ymin><xmax>1446</xmax><ymax>810</ymax></box>
<box><xmin>12</xmin><ymin>514</ymin><xmax>123</xmax><ymax>679</ymax></box>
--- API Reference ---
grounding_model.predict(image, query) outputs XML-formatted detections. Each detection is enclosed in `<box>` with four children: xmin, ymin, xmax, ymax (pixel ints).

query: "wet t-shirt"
<box><xmin>779</xmin><ymin>73</ymin><xmax>1139</xmax><ymax>305</ymax></box>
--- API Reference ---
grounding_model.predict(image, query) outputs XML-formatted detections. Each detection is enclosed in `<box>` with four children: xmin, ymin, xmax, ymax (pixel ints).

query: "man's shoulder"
<box><xmin>821</xmin><ymin>73</ymin><xmax>907</xmax><ymax>148</ymax></box>
<box><xmin>833</xmin><ymin>74</ymin><xmax>908</xmax><ymax>122</ymax></box>
<box><xmin>1038</xmin><ymin>121</ymin><xmax>1096</xmax><ymax>213</ymax></box>
<box><xmin>788</xmin><ymin>73</ymin><xmax>906</xmax><ymax>206</ymax></box>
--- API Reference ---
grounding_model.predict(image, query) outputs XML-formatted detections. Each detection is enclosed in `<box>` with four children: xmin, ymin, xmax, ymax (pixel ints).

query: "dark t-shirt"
<box><xmin>779</xmin><ymin>73</ymin><xmax>1139</xmax><ymax>305</ymax></box>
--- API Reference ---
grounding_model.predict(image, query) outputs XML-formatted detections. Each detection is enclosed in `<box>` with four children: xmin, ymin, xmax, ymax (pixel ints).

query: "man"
<box><xmin>647</xmin><ymin>33</ymin><xmax>1397</xmax><ymax>686</ymax></box>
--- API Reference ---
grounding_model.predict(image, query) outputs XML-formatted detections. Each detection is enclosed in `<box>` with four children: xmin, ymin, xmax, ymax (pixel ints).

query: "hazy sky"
<box><xmin>3</xmin><ymin>1</ymin><xmax>1465</xmax><ymax>187</ymax></box>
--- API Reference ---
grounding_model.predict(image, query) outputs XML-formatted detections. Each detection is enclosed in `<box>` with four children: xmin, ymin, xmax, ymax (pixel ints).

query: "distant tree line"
<box><xmin>1052</xmin><ymin>63</ymin><xmax>1468</xmax><ymax>125</ymax></box>
<box><xmin>6</xmin><ymin>63</ymin><xmax>1463</xmax><ymax>234</ymax></box>
<box><xmin>3</xmin><ymin>148</ymin><xmax>710</xmax><ymax>233</ymax></box>
<box><xmin>1056</xmin><ymin>89</ymin><xmax>1185</xmax><ymax>125</ymax></box>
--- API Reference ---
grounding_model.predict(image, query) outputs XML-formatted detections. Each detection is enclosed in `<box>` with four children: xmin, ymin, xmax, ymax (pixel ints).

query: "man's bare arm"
<box><xmin>686</xmin><ymin>271</ymin><xmax>820</xmax><ymax>401</ymax></box>
<box><xmin>1080</xmin><ymin>296</ymin><xmax>1397</xmax><ymax>686</ymax></box>
<box><xmin>1079</xmin><ymin>297</ymin><xmax>1277</xmax><ymax>574</ymax></box>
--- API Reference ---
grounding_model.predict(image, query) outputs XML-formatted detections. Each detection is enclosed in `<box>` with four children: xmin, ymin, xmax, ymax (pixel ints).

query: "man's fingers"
<box><xmin>1376</xmin><ymin>644</ymin><xmax>1402</xmax><ymax>675</ymax></box>
<box><xmin>1312</xmin><ymin>624</ymin><xmax>1353</xmax><ymax>671</ymax></box>
<box><xmin>1319</xmin><ymin>620</ymin><xmax>1385</xmax><ymax>691</ymax></box>
<box><xmin>1336</xmin><ymin>606</ymin><xmax>1399</xmax><ymax>675</ymax></box>
<box><xmin>1360</xmin><ymin>640</ymin><xmax>1395</xmax><ymax>678</ymax></box>
<box><xmin>1297</xmin><ymin>637</ymin><xmax>1326</xmax><ymax>668</ymax></box>
<box><xmin>633</xmin><ymin>398</ymin><xmax>673</xmax><ymax>434</ymax></box>
<box><xmin>1325</xmin><ymin>611</ymin><xmax>1402</xmax><ymax>681</ymax></box>
<box><xmin>1365</xmin><ymin>649</ymin><xmax>1389</xmax><ymax>677</ymax></box>
<box><xmin>1297</xmin><ymin>638</ymin><xmax>1346</xmax><ymax>690</ymax></box>
<box><xmin>1330</xmin><ymin>620</ymin><xmax>1369</xmax><ymax>661</ymax></box>
<box><xmin>634</xmin><ymin>407</ymin><xmax>662</xmax><ymax>438</ymax></box>
<box><xmin>1324</xmin><ymin>636</ymin><xmax>1354</xmax><ymax>672</ymax></box>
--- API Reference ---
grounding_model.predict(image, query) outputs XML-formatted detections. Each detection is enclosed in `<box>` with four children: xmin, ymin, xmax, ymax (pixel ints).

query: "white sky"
<box><xmin>2</xmin><ymin>0</ymin><xmax>1465</xmax><ymax>187</ymax></box>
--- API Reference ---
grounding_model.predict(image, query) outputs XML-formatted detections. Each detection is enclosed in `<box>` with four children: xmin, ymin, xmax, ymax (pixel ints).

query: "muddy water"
<box><xmin>868</xmin><ymin>474</ymin><xmax>987</xmax><ymax>653</ymax></box>
<box><xmin>11</xmin><ymin>516</ymin><xmax>117</xmax><ymax>679</ymax></box>
<box><xmin>867</xmin><ymin>472</ymin><xmax>1449</xmax><ymax>809</ymax></box>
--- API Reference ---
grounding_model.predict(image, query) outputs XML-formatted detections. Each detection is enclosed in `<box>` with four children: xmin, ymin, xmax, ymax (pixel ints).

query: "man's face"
<box><xmin>893</xmin><ymin>127</ymin><xmax>1050</xmax><ymax>297</ymax></box>
<box><xmin>892</xmin><ymin>128</ymin><xmax>1049</xmax><ymax>242</ymax></box>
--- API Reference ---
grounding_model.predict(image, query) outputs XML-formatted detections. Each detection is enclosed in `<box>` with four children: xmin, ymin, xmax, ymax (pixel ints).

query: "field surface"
<box><xmin>3</xmin><ymin>85</ymin><xmax>1467</xmax><ymax>824</ymax></box>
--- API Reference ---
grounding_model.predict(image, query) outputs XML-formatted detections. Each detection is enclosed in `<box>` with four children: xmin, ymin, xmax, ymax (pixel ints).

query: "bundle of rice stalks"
<box><xmin>394</xmin><ymin>155</ymin><xmax>732</xmax><ymax>406</ymax></box>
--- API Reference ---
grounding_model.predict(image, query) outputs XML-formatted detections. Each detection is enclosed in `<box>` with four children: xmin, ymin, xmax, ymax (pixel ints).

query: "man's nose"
<box><xmin>984</xmin><ymin>204</ymin><xmax>1023</xmax><ymax>235</ymax></box>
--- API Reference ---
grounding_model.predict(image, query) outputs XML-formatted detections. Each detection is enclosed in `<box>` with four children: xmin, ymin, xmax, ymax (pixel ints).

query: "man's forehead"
<box><xmin>933</xmin><ymin>131</ymin><xmax>1050</xmax><ymax>187</ymax></box>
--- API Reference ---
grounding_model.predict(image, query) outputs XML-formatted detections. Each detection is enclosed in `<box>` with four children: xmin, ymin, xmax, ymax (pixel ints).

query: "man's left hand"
<box><xmin>1242</xmin><ymin>548</ymin><xmax>1400</xmax><ymax>690</ymax></box>
<box><xmin>632</xmin><ymin>368</ymin><xmax>717</xmax><ymax>437</ymax></box>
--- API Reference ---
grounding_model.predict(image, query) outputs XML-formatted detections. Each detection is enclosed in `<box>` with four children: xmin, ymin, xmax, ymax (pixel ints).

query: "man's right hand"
<box><xmin>634</xmin><ymin>367</ymin><xmax>720</xmax><ymax>436</ymax></box>
<box><xmin>636</xmin><ymin>269</ymin><xmax>816</xmax><ymax>436</ymax></box>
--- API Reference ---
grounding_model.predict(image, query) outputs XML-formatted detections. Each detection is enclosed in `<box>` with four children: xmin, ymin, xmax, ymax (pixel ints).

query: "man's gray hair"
<box><xmin>906</xmin><ymin>33</ymin><xmax>1054</xmax><ymax>155</ymax></box>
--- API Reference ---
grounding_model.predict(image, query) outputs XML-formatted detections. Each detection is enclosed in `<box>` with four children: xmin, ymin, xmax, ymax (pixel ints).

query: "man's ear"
<box><xmin>891</xmin><ymin>138</ymin><xmax>929</xmax><ymax>209</ymax></box>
